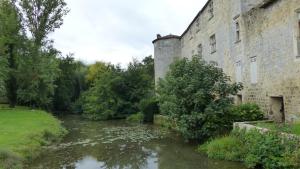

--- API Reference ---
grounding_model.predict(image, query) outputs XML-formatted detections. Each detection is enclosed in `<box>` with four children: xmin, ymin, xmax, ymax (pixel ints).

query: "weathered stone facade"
<box><xmin>153</xmin><ymin>0</ymin><xmax>300</xmax><ymax>122</ymax></box>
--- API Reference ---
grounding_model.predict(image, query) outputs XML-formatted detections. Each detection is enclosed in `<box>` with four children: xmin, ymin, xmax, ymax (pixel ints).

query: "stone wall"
<box><xmin>153</xmin><ymin>0</ymin><xmax>300</xmax><ymax>122</ymax></box>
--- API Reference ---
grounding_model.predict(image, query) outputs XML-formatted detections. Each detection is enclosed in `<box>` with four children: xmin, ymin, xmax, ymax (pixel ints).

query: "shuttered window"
<box><xmin>236</xmin><ymin>61</ymin><xmax>242</xmax><ymax>83</ymax></box>
<box><xmin>250</xmin><ymin>57</ymin><xmax>258</xmax><ymax>84</ymax></box>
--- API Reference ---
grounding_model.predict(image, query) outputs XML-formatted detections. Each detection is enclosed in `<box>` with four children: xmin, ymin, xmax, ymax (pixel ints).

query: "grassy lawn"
<box><xmin>0</xmin><ymin>104</ymin><xmax>66</xmax><ymax>169</ymax></box>
<box><xmin>256</xmin><ymin>122</ymin><xmax>300</xmax><ymax>136</ymax></box>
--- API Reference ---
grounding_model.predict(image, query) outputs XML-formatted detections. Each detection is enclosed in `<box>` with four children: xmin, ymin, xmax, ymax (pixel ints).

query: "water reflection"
<box><xmin>73</xmin><ymin>156</ymin><xmax>104</xmax><ymax>169</ymax></box>
<box><xmin>27</xmin><ymin>116</ymin><xmax>245</xmax><ymax>169</ymax></box>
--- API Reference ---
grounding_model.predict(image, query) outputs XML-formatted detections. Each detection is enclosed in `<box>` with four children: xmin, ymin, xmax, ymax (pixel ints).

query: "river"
<box><xmin>27</xmin><ymin>115</ymin><xmax>245</xmax><ymax>169</ymax></box>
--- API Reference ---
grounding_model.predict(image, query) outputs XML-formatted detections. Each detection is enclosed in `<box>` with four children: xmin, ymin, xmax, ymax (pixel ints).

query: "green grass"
<box><xmin>198</xmin><ymin>136</ymin><xmax>242</xmax><ymax>161</ymax></box>
<box><xmin>153</xmin><ymin>115</ymin><xmax>177</xmax><ymax>129</ymax></box>
<box><xmin>126</xmin><ymin>112</ymin><xmax>144</xmax><ymax>123</ymax></box>
<box><xmin>200</xmin><ymin>130</ymin><xmax>300</xmax><ymax>168</ymax></box>
<box><xmin>0</xmin><ymin>104</ymin><xmax>66</xmax><ymax>169</ymax></box>
<box><xmin>256</xmin><ymin>122</ymin><xmax>300</xmax><ymax>135</ymax></box>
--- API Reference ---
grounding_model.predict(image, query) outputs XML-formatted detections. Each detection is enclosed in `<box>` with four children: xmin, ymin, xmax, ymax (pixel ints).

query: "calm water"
<box><xmin>27</xmin><ymin>115</ymin><xmax>245</xmax><ymax>169</ymax></box>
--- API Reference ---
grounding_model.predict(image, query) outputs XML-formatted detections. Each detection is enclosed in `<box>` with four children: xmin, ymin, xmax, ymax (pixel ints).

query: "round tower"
<box><xmin>152</xmin><ymin>34</ymin><xmax>181</xmax><ymax>84</ymax></box>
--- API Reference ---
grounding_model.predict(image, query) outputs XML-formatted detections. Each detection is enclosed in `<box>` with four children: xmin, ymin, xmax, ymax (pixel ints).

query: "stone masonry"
<box><xmin>153</xmin><ymin>0</ymin><xmax>300</xmax><ymax>122</ymax></box>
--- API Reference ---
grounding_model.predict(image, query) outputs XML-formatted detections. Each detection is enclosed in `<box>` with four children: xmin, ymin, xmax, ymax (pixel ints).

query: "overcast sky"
<box><xmin>49</xmin><ymin>0</ymin><xmax>207</xmax><ymax>66</ymax></box>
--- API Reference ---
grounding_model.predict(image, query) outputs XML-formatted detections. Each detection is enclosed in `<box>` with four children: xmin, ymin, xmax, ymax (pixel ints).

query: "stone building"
<box><xmin>153</xmin><ymin>0</ymin><xmax>300</xmax><ymax>122</ymax></box>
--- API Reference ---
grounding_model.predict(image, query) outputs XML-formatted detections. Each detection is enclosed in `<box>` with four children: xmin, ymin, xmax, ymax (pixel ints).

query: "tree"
<box><xmin>53</xmin><ymin>55</ymin><xmax>88</xmax><ymax>112</ymax></box>
<box><xmin>17</xmin><ymin>43</ymin><xmax>60</xmax><ymax>108</ymax></box>
<box><xmin>85</xmin><ymin>62</ymin><xmax>109</xmax><ymax>86</ymax></box>
<box><xmin>0</xmin><ymin>55</ymin><xmax>7</xmax><ymax>96</ymax></box>
<box><xmin>81</xmin><ymin>65</ymin><xmax>125</xmax><ymax>120</ymax></box>
<box><xmin>0</xmin><ymin>0</ymin><xmax>23</xmax><ymax>107</ymax></box>
<box><xmin>157</xmin><ymin>56</ymin><xmax>243</xmax><ymax>140</ymax></box>
<box><xmin>73</xmin><ymin>61</ymin><xmax>88</xmax><ymax>102</ymax></box>
<box><xmin>15</xmin><ymin>0</ymin><xmax>69</xmax><ymax>108</ymax></box>
<box><xmin>120</xmin><ymin>57</ymin><xmax>154</xmax><ymax>114</ymax></box>
<box><xmin>19</xmin><ymin>0</ymin><xmax>69</xmax><ymax>46</ymax></box>
<box><xmin>80</xmin><ymin>56</ymin><xmax>155</xmax><ymax>120</ymax></box>
<box><xmin>53</xmin><ymin>56</ymin><xmax>76</xmax><ymax>111</ymax></box>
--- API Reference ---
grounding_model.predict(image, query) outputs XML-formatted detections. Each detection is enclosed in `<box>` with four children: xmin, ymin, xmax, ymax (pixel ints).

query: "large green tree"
<box><xmin>0</xmin><ymin>54</ymin><xmax>7</xmax><ymax>97</ymax></box>
<box><xmin>157</xmin><ymin>56</ymin><xmax>243</xmax><ymax>140</ymax></box>
<box><xmin>53</xmin><ymin>56</ymin><xmax>88</xmax><ymax>112</ymax></box>
<box><xmin>80</xmin><ymin>56</ymin><xmax>155</xmax><ymax>120</ymax></box>
<box><xmin>81</xmin><ymin>65</ymin><xmax>124</xmax><ymax>120</ymax></box>
<box><xmin>19</xmin><ymin>0</ymin><xmax>69</xmax><ymax>46</ymax></box>
<box><xmin>17</xmin><ymin>44</ymin><xmax>60</xmax><ymax>108</ymax></box>
<box><xmin>86</xmin><ymin>61</ymin><xmax>110</xmax><ymax>86</ymax></box>
<box><xmin>15</xmin><ymin>0</ymin><xmax>69</xmax><ymax>108</ymax></box>
<box><xmin>0</xmin><ymin>0</ymin><xmax>24</xmax><ymax>107</ymax></box>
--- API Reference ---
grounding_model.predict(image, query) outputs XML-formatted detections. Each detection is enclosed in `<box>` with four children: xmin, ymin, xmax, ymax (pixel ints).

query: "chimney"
<box><xmin>157</xmin><ymin>34</ymin><xmax>162</xmax><ymax>38</ymax></box>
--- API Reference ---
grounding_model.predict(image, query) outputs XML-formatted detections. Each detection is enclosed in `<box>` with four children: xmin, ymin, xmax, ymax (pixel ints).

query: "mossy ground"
<box><xmin>0</xmin><ymin>104</ymin><xmax>67</xmax><ymax>169</ymax></box>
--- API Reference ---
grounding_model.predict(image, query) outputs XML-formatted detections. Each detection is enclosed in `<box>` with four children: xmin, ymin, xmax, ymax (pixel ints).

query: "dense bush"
<box><xmin>230</xmin><ymin>103</ymin><xmax>264</xmax><ymax>122</ymax></box>
<box><xmin>200</xmin><ymin>129</ymin><xmax>300</xmax><ymax>169</ymax></box>
<box><xmin>157</xmin><ymin>56</ymin><xmax>243</xmax><ymax>140</ymax></box>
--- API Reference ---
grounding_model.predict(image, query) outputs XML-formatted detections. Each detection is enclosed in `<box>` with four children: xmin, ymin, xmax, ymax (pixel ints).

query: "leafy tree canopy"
<box><xmin>80</xmin><ymin>56</ymin><xmax>155</xmax><ymax>120</ymax></box>
<box><xmin>157</xmin><ymin>56</ymin><xmax>243</xmax><ymax>140</ymax></box>
<box><xmin>19</xmin><ymin>0</ymin><xmax>69</xmax><ymax>46</ymax></box>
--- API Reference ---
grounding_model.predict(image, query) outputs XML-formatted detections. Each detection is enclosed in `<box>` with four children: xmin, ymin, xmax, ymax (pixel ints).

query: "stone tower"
<box><xmin>152</xmin><ymin>34</ymin><xmax>181</xmax><ymax>84</ymax></box>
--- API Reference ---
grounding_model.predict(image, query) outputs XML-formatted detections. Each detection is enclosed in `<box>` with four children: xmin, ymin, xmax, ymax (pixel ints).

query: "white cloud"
<box><xmin>50</xmin><ymin>0</ymin><xmax>207</xmax><ymax>66</ymax></box>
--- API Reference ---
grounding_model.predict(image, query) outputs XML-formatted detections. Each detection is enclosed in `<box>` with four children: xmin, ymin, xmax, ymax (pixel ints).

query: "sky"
<box><xmin>49</xmin><ymin>0</ymin><xmax>207</xmax><ymax>66</ymax></box>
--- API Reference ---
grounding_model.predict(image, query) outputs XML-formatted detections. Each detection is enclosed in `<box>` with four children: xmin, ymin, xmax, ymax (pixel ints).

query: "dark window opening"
<box><xmin>210</xmin><ymin>34</ymin><xmax>216</xmax><ymax>53</ymax></box>
<box><xmin>197</xmin><ymin>44</ymin><xmax>202</xmax><ymax>56</ymax></box>
<box><xmin>297</xmin><ymin>12</ymin><xmax>300</xmax><ymax>58</ymax></box>
<box><xmin>235</xmin><ymin>22</ymin><xmax>240</xmax><ymax>42</ymax></box>
<box><xmin>298</xmin><ymin>13</ymin><xmax>300</xmax><ymax>37</ymax></box>
<box><xmin>208</xmin><ymin>1</ymin><xmax>214</xmax><ymax>19</ymax></box>
<box><xmin>236</xmin><ymin>95</ymin><xmax>242</xmax><ymax>105</ymax></box>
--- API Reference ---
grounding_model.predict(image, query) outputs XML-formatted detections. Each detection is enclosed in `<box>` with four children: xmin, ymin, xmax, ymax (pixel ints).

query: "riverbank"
<box><xmin>0</xmin><ymin>105</ymin><xmax>67</xmax><ymax>169</ymax></box>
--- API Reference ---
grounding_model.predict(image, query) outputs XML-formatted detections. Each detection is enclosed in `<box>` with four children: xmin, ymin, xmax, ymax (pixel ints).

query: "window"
<box><xmin>298</xmin><ymin>12</ymin><xmax>300</xmax><ymax>36</ymax></box>
<box><xmin>196</xmin><ymin>18</ymin><xmax>201</xmax><ymax>33</ymax></box>
<box><xmin>197</xmin><ymin>44</ymin><xmax>202</xmax><ymax>56</ymax></box>
<box><xmin>235</xmin><ymin>22</ymin><xmax>240</xmax><ymax>42</ymax></box>
<box><xmin>208</xmin><ymin>1</ymin><xmax>214</xmax><ymax>19</ymax></box>
<box><xmin>210</xmin><ymin>34</ymin><xmax>216</xmax><ymax>53</ymax></box>
<box><xmin>236</xmin><ymin>61</ymin><xmax>242</xmax><ymax>82</ymax></box>
<box><xmin>237</xmin><ymin>95</ymin><xmax>242</xmax><ymax>105</ymax></box>
<box><xmin>250</xmin><ymin>57</ymin><xmax>257</xmax><ymax>84</ymax></box>
<box><xmin>297</xmin><ymin>12</ymin><xmax>300</xmax><ymax>58</ymax></box>
<box><xmin>196</xmin><ymin>18</ymin><xmax>200</xmax><ymax>27</ymax></box>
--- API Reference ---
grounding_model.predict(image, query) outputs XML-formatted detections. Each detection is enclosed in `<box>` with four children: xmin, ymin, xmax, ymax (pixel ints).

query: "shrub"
<box><xmin>230</xmin><ymin>103</ymin><xmax>264</xmax><ymax>122</ymax></box>
<box><xmin>235</xmin><ymin>130</ymin><xmax>299</xmax><ymax>169</ymax></box>
<box><xmin>201</xmin><ymin>129</ymin><xmax>300</xmax><ymax>169</ymax></box>
<box><xmin>157</xmin><ymin>56</ymin><xmax>243</xmax><ymax>140</ymax></box>
<box><xmin>126</xmin><ymin>112</ymin><xmax>144</xmax><ymax>123</ymax></box>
